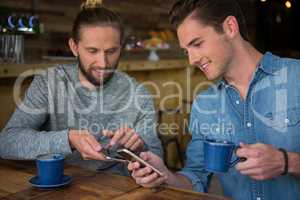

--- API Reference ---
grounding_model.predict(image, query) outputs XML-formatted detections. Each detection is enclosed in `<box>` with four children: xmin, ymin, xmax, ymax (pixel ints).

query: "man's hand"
<box><xmin>68</xmin><ymin>129</ymin><xmax>106</xmax><ymax>160</ymax></box>
<box><xmin>128</xmin><ymin>151</ymin><xmax>168</xmax><ymax>188</ymax></box>
<box><xmin>236</xmin><ymin>143</ymin><xmax>285</xmax><ymax>180</ymax></box>
<box><xmin>103</xmin><ymin>126</ymin><xmax>145</xmax><ymax>151</ymax></box>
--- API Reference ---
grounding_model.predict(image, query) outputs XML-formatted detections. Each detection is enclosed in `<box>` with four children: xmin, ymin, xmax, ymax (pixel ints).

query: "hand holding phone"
<box><xmin>117</xmin><ymin>149</ymin><xmax>164</xmax><ymax>176</ymax></box>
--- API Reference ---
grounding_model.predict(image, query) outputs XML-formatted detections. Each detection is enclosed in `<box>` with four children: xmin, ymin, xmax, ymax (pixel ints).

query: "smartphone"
<box><xmin>117</xmin><ymin>148</ymin><xmax>164</xmax><ymax>176</ymax></box>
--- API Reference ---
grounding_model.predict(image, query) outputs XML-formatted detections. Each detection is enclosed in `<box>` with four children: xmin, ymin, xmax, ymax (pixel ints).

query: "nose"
<box><xmin>97</xmin><ymin>52</ymin><xmax>107</xmax><ymax>68</ymax></box>
<box><xmin>187</xmin><ymin>50</ymin><xmax>198</xmax><ymax>66</ymax></box>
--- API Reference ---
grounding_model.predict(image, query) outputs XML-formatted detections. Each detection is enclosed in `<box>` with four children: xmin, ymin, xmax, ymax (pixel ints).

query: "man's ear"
<box><xmin>69</xmin><ymin>38</ymin><xmax>79</xmax><ymax>57</ymax></box>
<box><xmin>222</xmin><ymin>16</ymin><xmax>240</xmax><ymax>39</ymax></box>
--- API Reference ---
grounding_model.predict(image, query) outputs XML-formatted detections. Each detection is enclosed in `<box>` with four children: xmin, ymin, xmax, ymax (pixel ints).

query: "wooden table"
<box><xmin>0</xmin><ymin>159</ymin><xmax>229</xmax><ymax>200</ymax></box>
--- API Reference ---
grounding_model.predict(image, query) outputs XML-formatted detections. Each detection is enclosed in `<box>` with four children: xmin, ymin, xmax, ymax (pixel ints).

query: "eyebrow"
<box><xmin>86</xmin><ymin>47</ymin><xmax>98</xmax><ymax>51</ymax></box>
<box><xmin>85</xmin><ymin>46</ymin><xmax>120</xmax><ymax>51</ymax></box>
<box><xmin>106</xmin><ymin>46</ymin><xmax>120</xmax><ymax>50</ymax></box>
<box><xmin>186</xmin><ymin>37</ymin><xmax>202</xmax><ymax>47</ymax></box>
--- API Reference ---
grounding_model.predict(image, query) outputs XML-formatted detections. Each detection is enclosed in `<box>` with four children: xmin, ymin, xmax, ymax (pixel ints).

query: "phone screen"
<box><xmin>117</xmin><ymin>149</ymin><xmax>163</xmax><ymax>176</ymax></box>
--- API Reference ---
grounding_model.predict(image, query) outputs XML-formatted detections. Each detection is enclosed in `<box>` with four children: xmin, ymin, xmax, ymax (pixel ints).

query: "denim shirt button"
<box><xmin>285</xmin><ymin>118</ymin><xmax>290</xmax><ymax>123</ymax></box>
<box><xmin>235</xmin><ymin>100</ymin><xmax>240</xmax><ymax>105</ymax></box>
<box><xmin>246</xmin><ymin>122</ymin><xmax>252</xmax><ymax>128</ymax></box>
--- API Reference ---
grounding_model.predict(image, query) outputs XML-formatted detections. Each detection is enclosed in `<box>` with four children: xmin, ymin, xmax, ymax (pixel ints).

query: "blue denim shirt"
<box><xmin>178</xmin><ymin>52</ymin><xmax>300</xmax><ymax>200</ymax></box>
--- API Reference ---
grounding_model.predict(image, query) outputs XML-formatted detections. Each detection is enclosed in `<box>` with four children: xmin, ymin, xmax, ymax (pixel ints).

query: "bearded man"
<box><xmin>0</xmin><ymin>3</ymin><xmax>162</xmax><ymax>176</ymax></box>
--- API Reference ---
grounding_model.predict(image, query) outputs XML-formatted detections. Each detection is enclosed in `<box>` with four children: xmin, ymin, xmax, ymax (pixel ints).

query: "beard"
<box><xmin>77</xmin><ymin>56</ymin><xmax>119</xmax><ymax>87</ymax></box>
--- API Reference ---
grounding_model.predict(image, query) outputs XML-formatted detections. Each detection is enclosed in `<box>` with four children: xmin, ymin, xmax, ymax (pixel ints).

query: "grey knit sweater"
<box><xmin>0</xmin><ymin>64</ymin><xmax>162</xmax><ymax>175</ymax></box>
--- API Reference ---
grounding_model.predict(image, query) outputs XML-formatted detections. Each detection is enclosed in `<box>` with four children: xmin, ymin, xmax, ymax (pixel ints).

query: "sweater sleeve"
<box><xmin>0</xmin><ymin>73</ymin><xmax>72</xmax><ymax>160</ymax></box>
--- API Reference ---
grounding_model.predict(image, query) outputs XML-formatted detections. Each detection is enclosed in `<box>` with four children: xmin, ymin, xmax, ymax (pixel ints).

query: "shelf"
<box><xmin>0</xmin><ymin>59</ymin><xmax>189</xmax><ymax>78</ymax></box>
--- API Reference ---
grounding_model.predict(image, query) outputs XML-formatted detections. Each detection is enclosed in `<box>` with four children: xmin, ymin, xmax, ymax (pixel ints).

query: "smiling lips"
<box><xmin>92</xmin><ymin>68</ymin><xmax>112</xmax><ymax>77</ymax></box>
<box><xmin>198</xmin><ymin>57</ymin><xmax>212</xmax><ymax>72</ymax></box>
<box><xmin>92</xmin><ymin>69</ymin><xmax>105</xmax><ymax>77</ymax></box>
<box><xmin>200</xmin><ymin>62</ymin><xmax>210</xmax><ymax>70</ymax></box>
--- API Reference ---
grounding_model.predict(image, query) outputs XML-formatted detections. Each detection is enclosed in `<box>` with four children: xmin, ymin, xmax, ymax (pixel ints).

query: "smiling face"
<box><xmin>177</xmin><ymin>16</ymin><xmax>234</xmax><ymax>81</ymax></box>
<box><xmin>69</xmin><ymin>25</ymin><xmax>122</xmax><ymax>88</ymax></box>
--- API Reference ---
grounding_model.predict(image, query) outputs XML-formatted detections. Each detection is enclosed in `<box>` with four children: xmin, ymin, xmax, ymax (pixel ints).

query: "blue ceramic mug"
<box><xmin>36</xmin><ymin>153</ymin><xmax>65</xmax><ymax>185</ymax></box>
<box><xmin>203</xmin><ymin>139</ymin><xmax>243</xmax><ymax>173</ymax></box>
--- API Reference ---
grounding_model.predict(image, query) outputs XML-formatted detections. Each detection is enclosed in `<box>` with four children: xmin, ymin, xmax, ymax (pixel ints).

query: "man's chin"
<box><xmin>92</xmin><ymin>73</ymin><xmax>114</xmax><ymax>86</ymax></box>
<box><xmin>204</xmin><ymin>73</ymin><xmax>220</xmax><ymax>81</ymax></box>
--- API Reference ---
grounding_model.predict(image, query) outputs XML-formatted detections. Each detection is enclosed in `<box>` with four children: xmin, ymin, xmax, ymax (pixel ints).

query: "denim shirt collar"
<box><xmin>216</xmin><ymin>52</ymin><xmax>276</xmax><ymax>89</ymax></box>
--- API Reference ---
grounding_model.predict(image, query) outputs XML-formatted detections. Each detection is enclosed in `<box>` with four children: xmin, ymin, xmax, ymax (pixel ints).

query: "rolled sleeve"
<box><xmin>177</xmin><ymin>170</ymin><xmax>207</xmax><ymax>192</ymax></box>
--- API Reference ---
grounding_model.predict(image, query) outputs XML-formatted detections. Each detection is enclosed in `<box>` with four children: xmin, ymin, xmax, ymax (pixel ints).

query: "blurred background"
<box><xmin>1</xmin><ymin>0</ymin><xmax>299</xmax><ymax>62</ymax></box>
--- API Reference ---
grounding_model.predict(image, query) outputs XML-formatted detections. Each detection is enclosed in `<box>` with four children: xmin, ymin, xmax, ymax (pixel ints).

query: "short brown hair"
<box><xmin>169</xmin><ymin>0</ymin><xmax>249</xmax><ymax>41</ymax></box>
<box><xmin>72</xmin><ymin>6</ymin><xmax>124</xmax><ymax>44</ymax></box>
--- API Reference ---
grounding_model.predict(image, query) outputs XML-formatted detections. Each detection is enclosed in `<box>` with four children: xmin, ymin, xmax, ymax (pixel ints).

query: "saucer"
<box><xmin>29</xmin><ymin>175</ymin><xmax>72</xmax><ymax>189</ymax></box>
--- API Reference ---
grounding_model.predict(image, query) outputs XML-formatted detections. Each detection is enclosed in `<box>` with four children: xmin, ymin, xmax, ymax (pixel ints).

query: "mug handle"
<box><xmin>230</xmin><ymin>146</ymin><xmax>247</xmax><ymax>167</ymax></box>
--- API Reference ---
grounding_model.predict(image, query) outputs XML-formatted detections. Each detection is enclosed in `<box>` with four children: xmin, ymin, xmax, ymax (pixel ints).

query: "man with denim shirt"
<box><xmin>128</xmin><ymin>0</ymin><xmax>300</xmax><ymax>199</ymax></box>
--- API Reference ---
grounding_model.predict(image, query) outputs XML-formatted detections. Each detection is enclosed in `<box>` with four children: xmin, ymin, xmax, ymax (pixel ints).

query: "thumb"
<box><xmin>102</xmin><ymin>130</ymin><xmax>114</xmax><ymax>138</ymax></box>
<box><xmin>239</xmin><ymin>142</ymin><xmax>250</xmax><ymax>148</ymax></box>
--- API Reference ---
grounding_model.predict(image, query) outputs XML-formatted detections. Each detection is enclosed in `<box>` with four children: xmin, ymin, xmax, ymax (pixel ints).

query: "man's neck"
<box><xmin>224</xmin><ymin>41</ymin><xmax>263</xmax><ymax>99</ymax></box>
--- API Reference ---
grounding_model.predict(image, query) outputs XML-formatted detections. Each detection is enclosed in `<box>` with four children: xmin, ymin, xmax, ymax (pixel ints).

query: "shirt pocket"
<box><xmin>263</xmin><ymin>107</ymin><xmax>300</xmax><ymax>150</ymax></box>
<box><xmin>264</xmin><ymin>107</ymin><xmax>300</xmax><ymax>129</ymax></box>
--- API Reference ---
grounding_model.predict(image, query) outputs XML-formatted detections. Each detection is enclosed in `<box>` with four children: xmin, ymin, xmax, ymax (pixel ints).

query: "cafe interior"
<box><xmin>0</xmin><ymin>0</ymin><xmax>299</xmax><ymax>199</ymax></box>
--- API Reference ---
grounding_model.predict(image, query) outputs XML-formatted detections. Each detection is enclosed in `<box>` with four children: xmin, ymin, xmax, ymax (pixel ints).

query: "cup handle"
<box><xmin>230</xmin><ymin>146</ymin><xmax>247</xmax><ymax>167</ymax></box>
<box><xmin>230</xmin><ymin>157</ymin><xmax>247</xmax><ymax>167</ymax></box>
